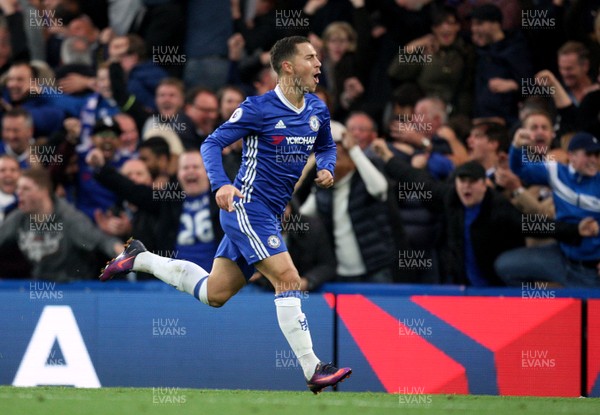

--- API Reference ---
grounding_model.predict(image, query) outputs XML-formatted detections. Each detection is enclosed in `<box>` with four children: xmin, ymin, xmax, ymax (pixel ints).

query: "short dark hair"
<box><xmin>158</xmin><ymin>77</ymin><xmax>185</xmax><ymax>95</ymax></box>
<box><xmin>472</xmin><ymin>121</ymin><xmax>509</xmax><ymax>153</ymax></box>
<box><xmin>185</xmin><ymin>86</ymin><xmax>217</xmax><ymax>105</ymax></box>
<box><xmin>126</xmin><ymin>34</ymin><xmax>147</xmax><ymax>60</ymax></box>
<box><xmin>3</xmin><ymin>108</ymin><xmax>33</xmax><ymax>128</ymax></box>
<box><xmin>523</xmin><ymin>109</ymin><xmax>553</xmax><ymax>126</ymax></box>
<box><xmin>21</xmin><ymin>167</ymin><xmax>53</xmax><ymax>195</ymax></box>
<box><xmin>431</xmin><ymin>5</ymin><xmax>458</xmax><ymax>27</ymax></box>
<box><xmin>139</xmin><ymin>136</ymin><xmax>170</xmax><ymax>158</ymax></box>
<box><xmin>392</xmin><ymin>83</ymin><xmax>425</xmax><ymax>108</ymax></box>
<box><xmin>217</xmin><ymin>85</ymin><xmax>246</xmax><ymax>104</ymax></box>
<box><xmin>10</xmin><ymin>61</ymin><xmax>38</xmax><ymax>78</ymax></box>
<box><xmin>0</xmin><ymin>154</ymin><xmax>21</xmax><ymax>168</ymax></box>
<box><xmin>270</xmin><ymin>36</ymin><xmax>311</xmax><ymax>75</ymax></box>
<box><xmin>558</xmin><ymin>41</ymin><xmax>590</xmax><ymax>64</ymax></box>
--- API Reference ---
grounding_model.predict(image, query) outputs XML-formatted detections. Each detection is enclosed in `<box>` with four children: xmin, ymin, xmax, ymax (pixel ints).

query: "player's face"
<box><xmin>289</xmin><ymin>42</ymin><xmax>321</xmax><ymax>94</ymax></box>
<box><xmin>0</xmin><ymin>157</ymin><xmax>20</xmax><ymax>195</ymax></box>
<box><xmin>177</xmin><ymin>152</ymin><xmax>209</xmax><ymax>196</ymax></box>
<box><xmin>569</xmin><ymin>149</ymin><xmax>599</xmax><ymax>177</ymax></box>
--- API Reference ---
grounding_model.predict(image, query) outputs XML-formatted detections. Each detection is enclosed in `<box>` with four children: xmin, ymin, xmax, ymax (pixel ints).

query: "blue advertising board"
<box><xmin>0</xmin><ymin>288</ymin><xmax>333</xmax><ymax>390</ymax></box>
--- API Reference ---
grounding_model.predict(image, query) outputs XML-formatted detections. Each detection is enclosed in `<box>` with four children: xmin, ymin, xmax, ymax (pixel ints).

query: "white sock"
<box><xmin>133</xmin><ymin>252</ymin><xmax>209</xmax><ymax>302</ymax></box>
<box><xmin>275</xmin><ymin>293</ymin><xmax>320</xmax><ymax>380</ymax></box>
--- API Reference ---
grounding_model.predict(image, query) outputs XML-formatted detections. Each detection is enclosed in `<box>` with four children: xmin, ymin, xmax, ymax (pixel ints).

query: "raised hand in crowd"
<box><xmin>95</xmin><ymin>208</ymin><xmax>133</xmax><ymax>238</ymax></box>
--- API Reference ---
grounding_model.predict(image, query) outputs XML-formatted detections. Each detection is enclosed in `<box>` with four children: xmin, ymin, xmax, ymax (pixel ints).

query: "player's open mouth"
<box><xmin>313</xmin><ymin>73</ymin><xmax>320</xmax><ymax>84</ymax></box>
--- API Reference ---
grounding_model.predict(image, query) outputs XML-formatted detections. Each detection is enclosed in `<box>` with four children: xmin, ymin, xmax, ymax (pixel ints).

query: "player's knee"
<box><xmin>208</xmin><ymin>294</ymin><xmax>229</xmax><ymax>308</ymax></box>
<box><xmin>272</xmin><ymin>268</ymin><xmax>302</xmax><ymax>292</ymax></box>
<box><xmin>207</xmin><ymin>286</ymin><xmax>239</xmax><ymax>308</ymax></box>
<box><xmin>208</xmin><ymin>299</ymin><xmax>226</xmax><ymax>308</ymax></box>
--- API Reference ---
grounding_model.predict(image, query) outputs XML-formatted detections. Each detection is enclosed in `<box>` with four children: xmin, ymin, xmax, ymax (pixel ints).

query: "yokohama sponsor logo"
<box><xmin>285</xmin><ymin>136</ymin><xmax>316</xmax><ymax>145</ymax></box>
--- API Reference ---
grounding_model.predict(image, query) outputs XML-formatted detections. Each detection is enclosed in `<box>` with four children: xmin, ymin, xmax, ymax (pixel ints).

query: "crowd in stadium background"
<box><xmin>0</xmin><ymin>0</ymin><xmax>599</xmax><ymax>288</ymax></box>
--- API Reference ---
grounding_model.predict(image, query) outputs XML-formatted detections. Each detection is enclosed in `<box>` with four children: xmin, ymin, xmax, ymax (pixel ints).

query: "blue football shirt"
<box><xmin>201</xmin><ymin>85</ymin><xmax>336</xmax><ymax>215</ymax></box>
<box><xmin>175</xmin><ymin>191</ymin><xmax>218</xmax><ymax>271</ymax></box>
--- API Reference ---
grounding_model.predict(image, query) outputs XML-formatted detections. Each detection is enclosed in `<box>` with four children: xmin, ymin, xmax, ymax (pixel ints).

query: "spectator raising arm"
<box><xmin>508</xmin><ymin>128</ymin><xmax>550</xmax><ymax>185</ymax></box>
<box><xmin>343</xmin><ymin>132</ymin><xmax>388</xmax><ymax>201</ymax></box>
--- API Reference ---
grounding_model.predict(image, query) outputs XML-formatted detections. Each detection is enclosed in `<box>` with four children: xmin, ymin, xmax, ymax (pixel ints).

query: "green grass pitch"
<box><xmin>1</xmin><ymin>386</ymin><xmax>600</xmax><ymax>415</ymax></box>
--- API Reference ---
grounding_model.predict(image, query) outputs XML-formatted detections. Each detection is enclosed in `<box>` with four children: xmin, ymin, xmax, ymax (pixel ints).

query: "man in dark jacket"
<box><xmin>300</xmin><ymin>126</ymin><xmax>406</xmax><ymax>283</ymax></box>
<box><xmin>371</xmin><ymin>139</ymin><xmax>598</xmax><ymax>286</ymax></box>
<box><xmin>471</xmin><ymin>4</ymin><xmax>533</xmax><ymax>126</ymax></box>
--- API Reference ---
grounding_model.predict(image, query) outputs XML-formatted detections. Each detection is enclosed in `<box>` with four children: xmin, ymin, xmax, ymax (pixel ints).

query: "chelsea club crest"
<box><xmin>267</xmin><ymin>235</ymin><xmax>281</xmax><ymax>249</ymax></box>
<box><xmin>309</xmin><ymin>116</ymin><xmax>320</xmax><ymax>132</ymax></box>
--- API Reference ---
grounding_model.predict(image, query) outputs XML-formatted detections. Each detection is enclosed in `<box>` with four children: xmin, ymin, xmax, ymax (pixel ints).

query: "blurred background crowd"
<box><xmin>0</xmin><ymin>0</ymin><xmax>599</xmax><ymax>289</ymax></box>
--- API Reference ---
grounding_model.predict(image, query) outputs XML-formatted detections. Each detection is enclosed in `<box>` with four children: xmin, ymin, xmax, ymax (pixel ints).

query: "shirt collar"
<box><xmin>274</xmin><ymin>84</ymin><xmax>305</xmax><ymax>114</ymax></box>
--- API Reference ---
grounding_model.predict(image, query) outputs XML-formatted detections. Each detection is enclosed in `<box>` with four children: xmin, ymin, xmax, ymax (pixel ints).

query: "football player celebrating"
<box><xmin>100</xmin><ymin>36</ymin><xmax>351</xmax><ymax>393</ymax></box>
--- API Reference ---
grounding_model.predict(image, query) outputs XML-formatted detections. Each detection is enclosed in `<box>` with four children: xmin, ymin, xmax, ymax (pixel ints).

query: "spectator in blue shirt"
<box><xmin>73</xmin><ymin>117</ymin><xmax>131</xmax><ymax>221</ymax></box>
<box><xmin>371</xmin><ymin>139</ymin><xmax>597</xmax><ymax>286</ymax></box>
<box><xmin>496</xmin><ymin>131</ymin><xmax>600</xmax><ymax>286</ymax></box>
